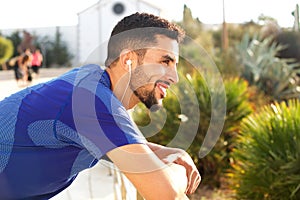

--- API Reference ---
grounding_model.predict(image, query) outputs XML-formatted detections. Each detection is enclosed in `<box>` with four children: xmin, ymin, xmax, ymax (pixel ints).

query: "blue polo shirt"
<box><xmin>0</xmin><ymin>64</ymin><xmax>146</xmax><ymax>199</ymax></box>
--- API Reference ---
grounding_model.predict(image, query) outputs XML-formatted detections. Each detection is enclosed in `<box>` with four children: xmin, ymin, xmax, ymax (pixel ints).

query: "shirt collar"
<box><xmin>99</xmin><ymin>69</ymin><xmax>112</xmax><ymax>89</ymax></box>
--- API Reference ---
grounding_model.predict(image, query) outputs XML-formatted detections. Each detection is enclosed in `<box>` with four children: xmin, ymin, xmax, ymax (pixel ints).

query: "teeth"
<box><xmin>159</xmin><ymin>85</ymin><xmax>167</xmax><ymax>97</ymax></box>
<box><xmin>161</xmin><ymin>87</ymin><xmax>166</xmax><ymax>93</ymax></box>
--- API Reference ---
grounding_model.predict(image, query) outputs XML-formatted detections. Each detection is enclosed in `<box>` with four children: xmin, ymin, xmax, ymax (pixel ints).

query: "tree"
<box><xmin>0</xmin><ymin>36</ymin><xmax>14</xmax><ymax>65</ymax></box>
<box><xmin>178</xmin><ymin>5</ymin><xmax>203</xmax><ymax>40</ymax></box>
<box><xmin>45</xmin><ymin>27</ymin><xmax>73</xmax><ymax>67</ymax></box>
<box><xmin>6</xmin><ymin>31</ymin><xmax>22</xmax><ymax>57</ymax></box>
<box><xmin>18</xmin><ymin>30</ymin><xmax>34</xmax><ymax>53</ymax></box>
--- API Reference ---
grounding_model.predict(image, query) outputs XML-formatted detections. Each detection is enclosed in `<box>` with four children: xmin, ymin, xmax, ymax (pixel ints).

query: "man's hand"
<box><xmin>147</xmin><ymin>142</ymin><xmax>201</xmax><ymax>194</ymax></box>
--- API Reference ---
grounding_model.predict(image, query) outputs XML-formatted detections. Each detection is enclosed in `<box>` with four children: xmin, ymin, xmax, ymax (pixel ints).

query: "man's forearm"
<box><xmin>147</xmin><ymin>142</ymin><xmax>185</xmax><ymax>160</ymax></box>
<box><xmin>147</xmin><ymin>142</ymin><xmax>164</xmax><ymax>151</ymax></box>
<box><xmin>108</xmin><ymin>143</ymin><xmax>189</xmax><ymax>199</ymax></box>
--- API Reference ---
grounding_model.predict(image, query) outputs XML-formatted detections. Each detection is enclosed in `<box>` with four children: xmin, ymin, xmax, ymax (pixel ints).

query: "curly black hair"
<box><xmin>105</xmin><ymin>12</ymin><xmax>185</xmax><ymax>67</ymax></box>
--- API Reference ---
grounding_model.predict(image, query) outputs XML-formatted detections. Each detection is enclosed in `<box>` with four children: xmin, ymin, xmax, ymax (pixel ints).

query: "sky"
<box><xmin>0</xmin><ymin>0</ymin><xmax>299</xmax><ymax>29</ymax></box>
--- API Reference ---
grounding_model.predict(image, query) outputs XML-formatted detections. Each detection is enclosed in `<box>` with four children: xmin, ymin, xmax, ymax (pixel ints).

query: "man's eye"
<box><xmin>162</xmin><ymin>60</ymin><xmax>170</xmax><ymax>65</ymax></box>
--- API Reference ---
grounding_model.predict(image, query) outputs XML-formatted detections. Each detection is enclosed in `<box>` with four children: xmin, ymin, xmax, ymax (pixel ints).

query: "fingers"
<box><xmin>155</xmin><ymin>147</ymin><xmax>201</xmax><ymax>194</ymax></box>
<box><xmin>186</xmin><ymin>169</ymin><xmax>201</xmax><ymax>194</ymax></box>
<box><xmin>184</xmin><ymin>162</ymin><xmax>201</xmax><ymax>194</ymax></box>
<box><xmin>173</xmin><ymin>153</ymin><xmax>201</xmax><ymax>194</ymax></box>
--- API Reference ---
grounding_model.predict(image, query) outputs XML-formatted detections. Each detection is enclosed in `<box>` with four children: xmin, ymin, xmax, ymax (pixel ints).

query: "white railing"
<box><xmin>111</xmin><ymin>164</ymin><xmax>144</xmax><ymax>200</ymax></box>
<box><xmin>51</xmin><ymin>161</ymin><xmax>143</xmax><ymax>200</ymax></box>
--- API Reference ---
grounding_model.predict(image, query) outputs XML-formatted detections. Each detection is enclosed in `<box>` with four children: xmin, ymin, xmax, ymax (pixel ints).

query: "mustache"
<box><xmin>155</xmin><ymin>80</ymin><xmax>170</xmax><ymax>87</ymax></box>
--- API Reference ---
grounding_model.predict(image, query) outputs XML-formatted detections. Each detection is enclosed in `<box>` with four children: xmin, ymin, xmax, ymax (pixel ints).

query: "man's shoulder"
<box><xmin>56</xmin><ymin>64</ymin><xmax>105</xmax><ymax>86</ymax></box>
<box><xmin>57</xmin><ymin>64</ymin><xmax>116</xmax><ymax>105</ymax></box>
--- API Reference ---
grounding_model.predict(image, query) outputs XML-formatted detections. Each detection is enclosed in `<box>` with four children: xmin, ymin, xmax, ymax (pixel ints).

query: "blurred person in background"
<box><xmin>31</xmin><ymin>48</ymin><xmax>43</xmax><ymax>79</ymax></box>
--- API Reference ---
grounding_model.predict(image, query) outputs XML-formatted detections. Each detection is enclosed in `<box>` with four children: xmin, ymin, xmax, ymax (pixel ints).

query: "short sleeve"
<box><xmin>56</xmin><ymin>69</ymin><xmax>146</xmax><ymax>159</ymax></box>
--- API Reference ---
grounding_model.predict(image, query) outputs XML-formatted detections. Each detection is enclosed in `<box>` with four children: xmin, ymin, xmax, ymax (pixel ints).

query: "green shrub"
<box><xmin>229</xmin><ymin>99</ymin><xmax>300</xmax><ymax>200</ymax></box>
<box><xmin>132</xmin><ymin>72</ymin><xmax>252</xmax><ymax>187</ymax></box>
<box><xmin>193</xmin><ymin>76</ymin><xmax>253</xmax><ymax>187</ymax></box>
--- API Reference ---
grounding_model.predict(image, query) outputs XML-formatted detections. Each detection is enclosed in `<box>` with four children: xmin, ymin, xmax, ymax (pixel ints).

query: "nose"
<box><xmin>166</xmin><ymin>66</ymin><xmax>179</xmax><ymax>84</ymax></box>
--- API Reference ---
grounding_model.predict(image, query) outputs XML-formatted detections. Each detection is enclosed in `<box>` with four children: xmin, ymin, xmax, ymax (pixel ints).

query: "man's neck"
<box><xmin>105</xmin><ymin>67</ymin><xmax>139</xmax><ymax>110</ymax></box>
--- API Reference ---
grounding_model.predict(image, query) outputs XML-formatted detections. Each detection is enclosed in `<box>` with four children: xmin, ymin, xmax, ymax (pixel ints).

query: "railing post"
<box><xmin>113</xmin><ymin>164</ymin><xmax>142</xmax><ymax>200</ymax></box>
<box><xmin>136</xmin><ymin>191</ymin><xmax>144</xmax><ymax>200</ymax></box>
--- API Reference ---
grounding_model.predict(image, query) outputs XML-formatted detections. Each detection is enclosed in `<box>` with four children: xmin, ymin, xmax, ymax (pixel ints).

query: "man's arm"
<box><xmin>147</xmin><ymin>142</ymin><xmax>201</xmax><ymax>194</ymax></box>
<box><xmin>107</xmin><ymin>143</ymin><xmax>189</xmax><ymax>200</ymax></box>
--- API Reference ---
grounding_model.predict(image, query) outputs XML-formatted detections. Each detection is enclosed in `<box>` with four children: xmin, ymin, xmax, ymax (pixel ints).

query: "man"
<box><xmin>0</xmin><ymin>13</ymin><xmax>200</xmax><ymax>199</ymax></box>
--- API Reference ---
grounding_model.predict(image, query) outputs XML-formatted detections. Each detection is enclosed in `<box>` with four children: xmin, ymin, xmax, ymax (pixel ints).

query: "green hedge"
<box><xmin>229</xmin><ymin>99</ymin><xmax>300</xmax><ymax>200</ymax></box>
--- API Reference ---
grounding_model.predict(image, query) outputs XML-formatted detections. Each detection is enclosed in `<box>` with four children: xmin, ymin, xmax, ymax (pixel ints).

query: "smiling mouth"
<box><xmin>155</xmin><ymin>80</ymin><xmax>170</xmax><ymax>98</ymax></box>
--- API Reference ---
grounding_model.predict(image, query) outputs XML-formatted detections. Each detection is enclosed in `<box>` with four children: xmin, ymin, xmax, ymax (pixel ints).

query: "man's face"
<box><xmin>129</xmin><ymin>35</ymin><xmax>179</xmax><ymax>112</ymax></box>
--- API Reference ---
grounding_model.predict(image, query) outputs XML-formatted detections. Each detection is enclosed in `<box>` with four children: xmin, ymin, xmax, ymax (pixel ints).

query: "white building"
<box><xmin>77</xmin><ymin>0</ymin><xmax>161</xmax><ymax>65</ymax></box>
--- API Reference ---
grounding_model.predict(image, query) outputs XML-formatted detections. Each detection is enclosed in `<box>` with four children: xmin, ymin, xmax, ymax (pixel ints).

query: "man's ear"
<box><xmin>119</xmin><ymin>49</ymin><xmax>136</xmax><ymax>71</ymax></box>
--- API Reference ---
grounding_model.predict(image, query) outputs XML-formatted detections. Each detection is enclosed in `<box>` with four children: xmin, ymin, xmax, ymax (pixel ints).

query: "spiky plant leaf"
<box><xmin>230</xmin><ymin>99</ymin><xmax>300</xmax><ymax>200</ymax></box>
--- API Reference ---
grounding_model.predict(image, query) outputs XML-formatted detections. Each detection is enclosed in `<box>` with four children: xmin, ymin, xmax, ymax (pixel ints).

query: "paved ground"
<box><xmin>0</xmin><ymin>68</ymin><xmax>116</xmax><ymax>200</ymax></box>
<box><xmin>0</xmin><ymin>67</ymin><xmax>71</xmax><ymax>101</ymax></box>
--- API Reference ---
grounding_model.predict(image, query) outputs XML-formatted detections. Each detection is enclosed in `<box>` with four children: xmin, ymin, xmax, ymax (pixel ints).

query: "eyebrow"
<box><xmin>161</xmin><ymin>55</ymin><xmax>175</xmax><ymax>63</ymax></box>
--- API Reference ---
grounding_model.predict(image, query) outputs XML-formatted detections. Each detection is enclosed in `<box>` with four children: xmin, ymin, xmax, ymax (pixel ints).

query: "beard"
<box><xmin>133</xmin><ymin>85</ymin><xmax>162</xmax><ymax>112</ymax></box>
<box><xmin>129</xmin><ymin>62</ymin><xmax>165</xmax><ymax>112</ymax></box>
